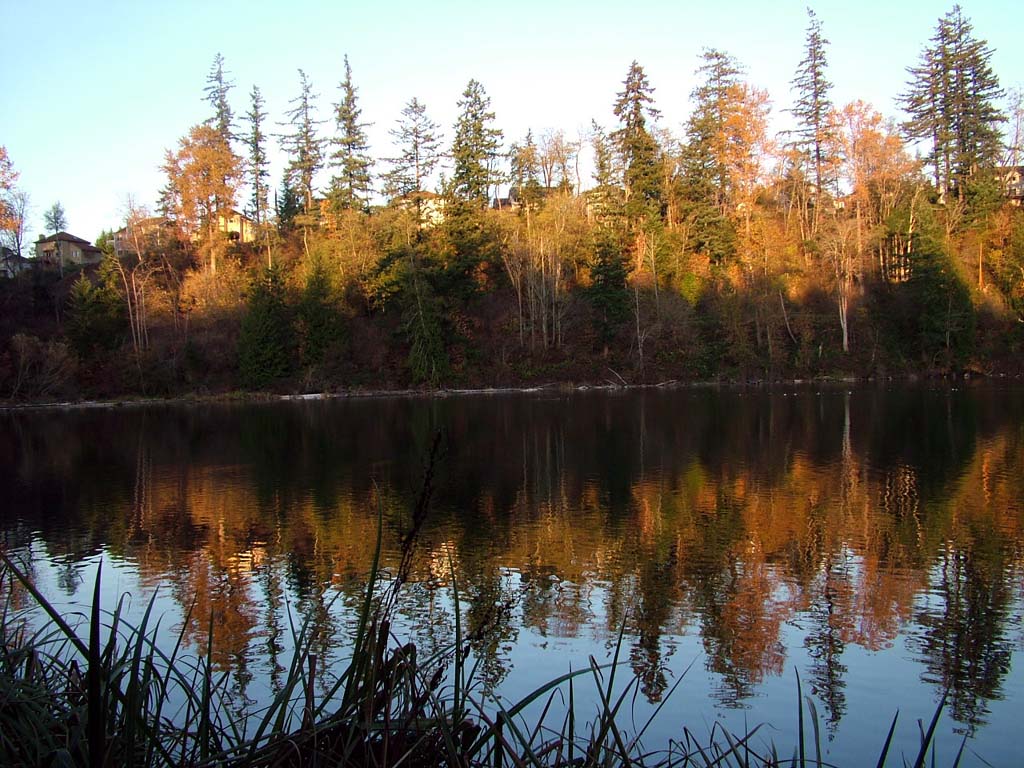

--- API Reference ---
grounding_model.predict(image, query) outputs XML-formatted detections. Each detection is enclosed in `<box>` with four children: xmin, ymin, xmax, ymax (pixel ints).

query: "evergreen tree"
<box><xmin>201</xmin><ymin>54</ymin><xmax>238</xmax><ymax>253</ymax></box>
<box><xmin>401</xmin><ymin>255</ymin><xmax>448</xmax><ymax>385</ymax></box>
<box><xmin>588</xmin><ymin>228</ymin><xmax>629</xmax><ymax>349</ymax></box>
<box><xmin>790</xmin><ymin>9</ymin><xmax>836</xmax><ymax>206</ymax></box>
<box><xmin>204</xmin><ymin>53</ymin><xmax>234</xmax><ymax>142</ymax></box>
<box><xmin>508</xmin><ymin>130</ymin><xmax>543</xmax><ymax>212</ymax></box>
<box><xmin>678</xmin><ymin>49</ymin><xmax>742</xmax><ymax>264</ymax></box>
<box><xmin>156</xmin><ymin>182</ymin><xmax>177</xmax><ymax>219</ymax></box>
<box><xmin>238</xmin><ymin>266</ymin><xmax>292</xmax><ymax>388</ymax></box>
<box><xmin>383</xmin><ymin>97</ymin><xmax>443</xmax><ymax>200</ymax></box>
<box><xmin>450</xmin><ymin>79</ymin><xmax>503</xmax><ymax>208</ymax></box>
<box><xmin>64</xmin><ymin>268</ymin><xmax>125</xmax><ymax>357</ymax></box>
<box><xmin>298</xmin><ymin>258</ymin><xmax>343</xmax><ymax>368</ymax></box>
<box><xmin>682</xmin><ymin>49</ymin><xmax>743</xmax><ymax>212</ymax></box>
<box><xmin>588</xmin><ymin>121</ymin><xmax>623</xmax><ymax>223</ymax></box>
<box><xmin>243</xmin><ymin>85</ymin><xmax>270</xmax><ymax>225</ymax></box>
<box><xmin>329</xmin><ymin>55</ymin><xmax>374</xmax><ymax>212</ymax></box>
<box><xmin>611</xmin><ymin>61</ymin><xmax>663</xmax><ymax>225</ymax></box>
<box><xmin>908</xmin><ymin>231</ymin><xmax>975</xmax><ymax>365</ymax></box>
<box><xmin>275</xmin><ymin>174</ymin><xmax>302</xmax><ymax>233</ymax></box>
<box><xmin>901</xmin><ymin>5</ymin><xmax>1005</xmax><ymax>202</ymax></box>
<box><xmin>279</xmin><ymin>69</ymin><xmax>326</xmax><ymax>212</ymax></box>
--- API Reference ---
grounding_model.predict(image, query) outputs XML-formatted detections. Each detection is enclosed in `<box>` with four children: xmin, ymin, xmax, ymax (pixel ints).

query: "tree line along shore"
<box><xmin>2</xmin><ymin>6</ymin><xmax>1022</xmax><ymax>401</ymax></box>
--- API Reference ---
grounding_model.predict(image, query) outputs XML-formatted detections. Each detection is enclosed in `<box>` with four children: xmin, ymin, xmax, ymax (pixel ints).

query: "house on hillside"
<box><xmin>389</xmin><ymin>191</ymin><xmax>447</xmax><ymax>228</ymax></box>
<box><xmin>34</xmin><ymin>231</ymin><xmax>103</xmax><ymax>271</ymax></box>
<box><xmin>184</xmin><ymin>210</ymin><xmax>255</xmax><ymax>244</ymax></box>
<box><xmin>1</xmin><ymin>246</ymin><xmax>31</xmax><ymax>278</ymax></box>
<box><xmin>217</xmin><ymin>209</ymin><xmax>255</xmax><ymax>243</ymax></box>
<box><xmin>492</xmin><ymin>185</ymin><xmax>570</xmax><ymax>212</ymax></box>
<box><xmin>113</xmin><ymin>216</ymin><xmax>177</xmax><ymax>257</ymax></box>
<box><xmin>998</xmin><ymin>166</ymin><xmax>1024</xmax><ymax>206</ymax></box>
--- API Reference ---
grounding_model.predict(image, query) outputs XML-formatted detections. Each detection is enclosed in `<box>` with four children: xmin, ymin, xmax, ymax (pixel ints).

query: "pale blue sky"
<box><xmin>2</xmin><ymin>0</ymin><xmax>1020</xmax><ymax>244</ymax></box>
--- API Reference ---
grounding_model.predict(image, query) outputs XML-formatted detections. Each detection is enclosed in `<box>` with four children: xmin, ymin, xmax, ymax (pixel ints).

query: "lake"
<box><xmin>1</xmin><ymin>385</ymin><xmax>1022</xmax><ymax>765</ymax></box>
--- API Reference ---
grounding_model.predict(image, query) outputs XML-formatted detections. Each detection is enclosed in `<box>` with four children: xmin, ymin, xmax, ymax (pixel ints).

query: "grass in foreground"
<box><xmin>1</xmin><ymin>441</ymin><xmax>969</xmax><ymax>768</ymax></box>
<box><xmin>0</xmin><ymin>547</ymin><xmax>971</xmax><ymax>768</ymax></box>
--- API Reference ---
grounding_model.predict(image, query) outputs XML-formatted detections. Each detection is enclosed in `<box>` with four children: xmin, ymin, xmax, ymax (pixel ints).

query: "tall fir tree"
<box><xmin>611</xmin><ymin>61</ymin><xmax>663</xmax><ymax>226</ymax></box>
<box><xmin>450</xmin><ymin>79</ymin><xmax>503</xmax><ymax>209</ymax></box>
<box><xmin>383</xmin><ymin>97</ymin><xmax>443</xmax><ymax>199</ymax></box>
<box><xmin>790</xmin><ymin>9</ymin><xmax>836</xmax><ymax>210</ymax></box>
<box><xmin>204</xmin><ymin>53</ymin><xmax>234</xmax><ymax>142</ymax></box>
<box><xmin>678</xmin><ymin>49</ymin><xmax>743</xmax><ymax>264</ymax></box>
<box><xmin>588</xmin><ymin>120</ymin><xmax>623</xmax><ymax>223</ymax></box>
<box><xmin>901</xmin><ymin>4</ymin><xmax>1005</xmax><ymax>202</ymax></box>
<box><xmin>280</xmin><ymin>69</ymin><xmax>326</xmax><ymax>213</ymax></box>
<box><xmin>329</xmin><ymin>55</ymin><xmax>374</xmax><ymax>212</ymax></box>
<box><xmin>243</xmin><ymin>85</ymin><xmax>270</xmax><ymax>225</ymax></box>
<box><xmin>682</xmin><ymin>49</ymin><xmax>743</xmax><ymax>212</ymax></box>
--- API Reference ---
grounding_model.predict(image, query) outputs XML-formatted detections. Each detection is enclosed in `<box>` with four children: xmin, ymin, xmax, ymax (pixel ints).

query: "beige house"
<box><xmin>390</xmin><ymin>191</ymin><xmax>447</xmax><ymax>228</ymax></box>
<box><xmin>217</xmin><ymin>209</ymin><xmax>255</xmax><ymax>243</ymax></box>
<box><xmin>35</xmin><ymin>231</ymin><xmax>103</xmax><ymax>271</ymax></box>
<box><xmin>113</xmin><ymin>216</ymin><xmax>177</xmax><ymax>257</ymax></box>
<box><xmin>998</xmin><ymin>166</ymin><xmax>1024</xmax><ymax>206</ymax></box>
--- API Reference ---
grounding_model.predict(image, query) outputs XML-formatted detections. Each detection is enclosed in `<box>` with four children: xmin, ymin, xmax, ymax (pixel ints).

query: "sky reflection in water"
<box><xmin>2</xmin><ymin>385</ymin><xmax>1022</xmax><ymax>765</ymax></box>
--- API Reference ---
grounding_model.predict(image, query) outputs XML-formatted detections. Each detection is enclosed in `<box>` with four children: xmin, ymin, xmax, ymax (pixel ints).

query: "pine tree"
<box><xmin>64</xmin><ymin>270</ymin><xmax>125</xmax><ymax>357</ymax></box>
<box><xmin>383</xmin><ymin>97</ymin><xmax>443</xmax><ymax>200</ymax></box>
<box><xmin>588</xmin><ymin>228</ymin><xmax>629</xmax><ymax>350</ymax></box>
<box><xmin>588</xmin><ymin>121</ymin><xmax>623</xmax><ymax>223</ymax></box>
<box><xmin>329</xmin><ymin>55</ymin><xmax>374</xmax><ymax>212</ymax></box>
<box><xmin>275</xmin><ymin>174</ymin><xmax>302</xmax><ymax>232</ymax></box>
<box><xmin>508</xmin><ymin>130</ymin><xmax>543</xmax><ymax>212</ymax></box>
<box><xmin>901</xmin><ymin>5</ymin><xmax>1005</xmax><ymax>201</ymax></box>
<box><xmin>204</xmin><ymin>53</ymin><xmax>234</xmax><ymax>142</ymax></box>
<box><xmin>156</xmin><ymin>181</ymin><xmax>177</xmax><ymax>219</ymax></box>
<box><xmin>297</xmin><ymin>258</ymin><xmax>342</xmax><ymax>368</ymax></box>
<box><xmin>243</xmin><ymin>85</ymin><xmax>270</xmax><ymax>225</ymax></box>
<box><xmin>678</xmin><ymin>49</ymin><xmax>745</xmax><ymax>264</ymax></box>
<box><xmin>238</xmin><ymin>267</ymin><xmax>292</xmax><ymax>388</ymax></box>
<box><xmin>611</xmin><ymin>61</ymin><xmax>663</xmax><ymax>225</ymax></box>
<box><xmin>450</xmin><ymin>79</ymin><xmax>503</xmax><ymax>208</ymax></box>
<box><xmin>383</xmin><ymin>98</ymin><xmax>443</xmax><ymax>236</ymax></box>
<box><xmin>682</xmin><ymin>49</ymin><xmax>743</xmax><ymax>211</ymax></box>
<box><xmin>280</xmin><ymin>69</ymin><xmax>325</xmax><ymax>213</ymax></box>
<box><xmin>790</xmin><ymin>9</ymin><xmax>836</xmax><ymax>207</ymax></box>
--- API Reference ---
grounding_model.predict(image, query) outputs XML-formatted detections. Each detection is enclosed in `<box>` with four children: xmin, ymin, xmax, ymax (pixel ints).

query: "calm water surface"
<box><xmin>1</xmin><ymin>385</ymin><xmax>1022</xmax><ymax>765</ymax></box>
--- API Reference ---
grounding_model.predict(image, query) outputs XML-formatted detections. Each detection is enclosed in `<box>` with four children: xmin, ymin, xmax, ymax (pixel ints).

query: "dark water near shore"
<box><xmin>2</xmin><ymin>385</ymin><xmax>1022</xmax><ymax>764</ymax></box>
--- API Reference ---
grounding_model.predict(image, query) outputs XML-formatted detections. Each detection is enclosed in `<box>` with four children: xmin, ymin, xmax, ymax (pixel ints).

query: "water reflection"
<box><xmin>1</xmin><ymin>385</ymin><xmax>1023</xmax><ymax>756</ymax></box>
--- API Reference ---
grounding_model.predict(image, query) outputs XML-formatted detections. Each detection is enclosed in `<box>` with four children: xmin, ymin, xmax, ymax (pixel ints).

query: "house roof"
<box><xmin>114</xmin><ymin>216</ymin><xmax>172</xmax><ymax>236</ymax></box>
<box><xmin>36</xmin><ymin>231</ymin><xmax>92</xmax><ymax>245</ymax></box>
<box><xmin>2</xmin><ymin>249</ymin><xmax>29</xmax><ymax>263</ymax></box>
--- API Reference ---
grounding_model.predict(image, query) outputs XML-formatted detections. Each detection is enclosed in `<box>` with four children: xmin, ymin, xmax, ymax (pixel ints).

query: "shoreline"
<box><xmin>2</xmin><ymin>370</ymin><xmax>1019</xmax><ymax>413</ymax></box>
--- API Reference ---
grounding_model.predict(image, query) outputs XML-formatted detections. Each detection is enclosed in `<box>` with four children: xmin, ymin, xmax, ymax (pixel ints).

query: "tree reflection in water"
<box><xmin>1</xmin><ymin>385</ymin><xmax>1023</xmax><ymax>746</ymax></box>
